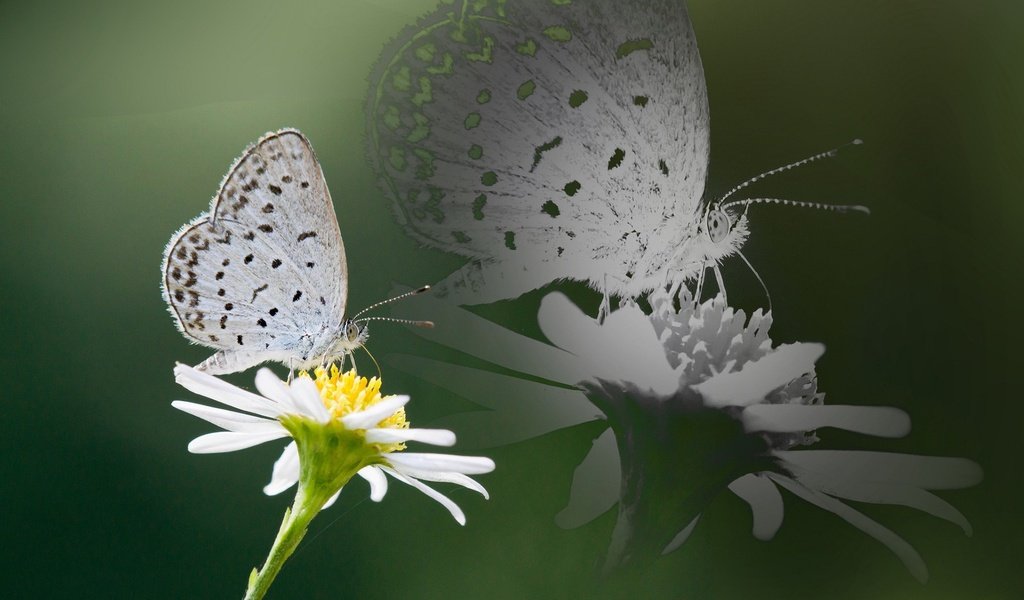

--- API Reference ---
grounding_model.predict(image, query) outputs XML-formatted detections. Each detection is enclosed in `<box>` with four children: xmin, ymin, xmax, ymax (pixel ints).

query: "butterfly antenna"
<box><xmin>716</xmin><ymin>139</ymin><xmax>863</xmax><ymax>205</ymax></box>
<box><xmin>351</xmin><ymin>285</ymin><xmax>432</xmax><ymax>320</ymax></box>
<box><xmin>361</xmin><ymin>345</ymin><xmax>383</xmax><ymax>378</ymax></box>
<box><xmin>355</xmin><ymin>316</ymin><xmax>435</xmax><ymax>329</ymax></box>
<box><xmin>736</xmin><ymin>249</ymin><xmax>773</xmax><ymax>313</ymax></box>
<box><xmin>719</xmin><ymin>197</ymin><xmax>871</xmax><ymax>215</ymax></box>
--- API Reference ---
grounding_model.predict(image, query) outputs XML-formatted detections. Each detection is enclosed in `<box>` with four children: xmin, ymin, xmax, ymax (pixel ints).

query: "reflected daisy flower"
<box><xmin>172</xmin><ymin>363</ymin><xmax>495</xmax><ymax>600</ymax></box>
<box><xmin>393</xmin><ymin>291</ymin><xmax>980</xmax><ymax>580</ymax></box>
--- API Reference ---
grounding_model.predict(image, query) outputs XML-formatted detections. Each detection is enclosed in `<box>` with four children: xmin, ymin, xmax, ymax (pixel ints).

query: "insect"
<box><xmin>367</xmin><ymin>0</ymin><xmax>865</xmax><ymax>313</ymax></box>
<box><xmin>162</xmin><ymin>128</ymin><xmax>429</xmax><ymax>375</ymax></box>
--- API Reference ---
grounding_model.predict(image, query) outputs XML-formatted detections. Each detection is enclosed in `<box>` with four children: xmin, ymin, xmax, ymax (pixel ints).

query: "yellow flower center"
<box><xmin>302</xmin><ymin>365</ymin><xmax>409</xmax><ymax>452</ymax></box>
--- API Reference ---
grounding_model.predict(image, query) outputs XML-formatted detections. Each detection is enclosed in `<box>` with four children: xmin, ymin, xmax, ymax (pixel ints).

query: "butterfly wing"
<box><xmin>368</xmin><ymin>0</ymin><xmax>709</xmax><ymax>301</ymax></box>
<box><xmin>162</xmin><ymin>129</ymin><xmax>348</xmax><ymax>373</ymax></box>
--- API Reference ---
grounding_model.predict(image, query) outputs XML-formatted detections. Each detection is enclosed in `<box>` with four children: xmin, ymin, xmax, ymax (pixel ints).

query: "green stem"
<box><xmin>243</xmin><ymin>489</ymin><xmax>322</xmax><ymax>600</ymax></box>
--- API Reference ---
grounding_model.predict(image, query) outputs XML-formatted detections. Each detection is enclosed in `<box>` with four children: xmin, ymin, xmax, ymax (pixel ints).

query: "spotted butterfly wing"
<box><xmin>162</xmin><ymin>129</ymin><xmax>350</xmax><ymax>374</ymax></box>
<box><xmin>368</xmin><ymin>0</ymin><xmax>745</xmax><ymax>304</ymax></box>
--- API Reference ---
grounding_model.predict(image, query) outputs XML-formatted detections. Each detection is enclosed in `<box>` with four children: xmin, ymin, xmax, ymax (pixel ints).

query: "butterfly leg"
<box><xmin>694</xmin><ymin>262</ymin><xmax>708</xmax><ymax>306</ymax></box>
<box><xmin>597</xmin><ymin>274</ymin><xmax>612</xmax><ymax>324</ymax></box>
<box><xmin>712</xmin><ymin>264</ymin><xmax>728</xmax><ymax>305</ymax></box>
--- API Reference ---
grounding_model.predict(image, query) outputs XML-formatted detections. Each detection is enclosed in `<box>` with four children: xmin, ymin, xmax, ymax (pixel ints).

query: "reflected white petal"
<box><xmin>695</xmin><ymin>343</ymin><xmax>824</xmax><ymax>407</ymax></box>
<box><xmin>555</xmin><ymin>428</ymin><xmax>620</xmax><ymax>529</ymax></box>
<box><xmin>662</xmin><ymin>515</ymin><xmax>701</xmax><ymax>555</ymax></box>
<box><xmin>769</xmin><ymin>473</ymin><xmax>929</xmax><ymax>583</ymax></box>
<box><xmin>539</xmin><ymin>293</ymin><xmax>678</xmax><ymax>395</ymax></box>
<box><xmin>263</xmin><ymin>442</ymin><xmax>300</xmax><ymax>496</ymax></box>
<box><xmin>390</xmin><ymin>354</ymin><xmax>602</xmax><ymax>449</ymax></box>
<box><xmin>778</xmin><ymin>450</ymin><xmax>983</xmax><ymax>490</ymax></box>
<box><xmin>728</xmin><ymin>473</ymin><xmax>784</xmax><ymax>540</ymax></box>
<box><xmin>357</xmin><ymin>466</ymin><xmax>388</xmax><ymax>502</ymax></box>
<box><xmin>187</xmin><ymin>430</ymin><xmax>288</xmax><ymax>454</ymax></box>
<box><xmin>341</xmin><ymin>395</ymin><xmax>410</xmax><ymax>430</ymax></box>
<box><xmin>742</xmin><ymin>404</ymin><xmax>911</xmax><ymax>438</ymax></box>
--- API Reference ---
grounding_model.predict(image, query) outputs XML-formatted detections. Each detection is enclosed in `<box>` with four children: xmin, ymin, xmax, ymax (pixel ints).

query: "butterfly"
<box><xmin>162</xmin><ymin>129</ymin><xmax>426</xmax><ymax>375</ymax></box>
<box><xmin>367</xmin><ymin>0</ymin><xmax>865</xmax><ymax>311</ymax></box>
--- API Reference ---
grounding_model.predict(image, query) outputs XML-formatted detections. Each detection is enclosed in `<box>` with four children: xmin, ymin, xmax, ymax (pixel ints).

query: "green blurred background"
<box><xmin>1</xmin><ymin>0</ymin><xmax>1021</xmax><ymax>597</ymax></box>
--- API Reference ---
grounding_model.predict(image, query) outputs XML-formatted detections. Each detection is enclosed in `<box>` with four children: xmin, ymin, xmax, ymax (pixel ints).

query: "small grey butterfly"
<box><xmin>162</xmin><ymin>129</ymin><xmax>428</xmax><ymax>375</ymax></box>
<box><xmin>368</xmin><ymin>0</ymin><xmax>865</xmax><ymax>310</ymax></box>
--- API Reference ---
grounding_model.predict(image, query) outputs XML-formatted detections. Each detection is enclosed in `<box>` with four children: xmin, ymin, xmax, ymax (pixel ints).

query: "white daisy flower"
<box><xmin>392</xmin><ymin>290</ymin><xmax>980</xmax><ymax>581</ymax></box>
<box><xmin>171</xmin><ymin>363</ymin><xmax>494</xmax><ymax>600</ymax></box>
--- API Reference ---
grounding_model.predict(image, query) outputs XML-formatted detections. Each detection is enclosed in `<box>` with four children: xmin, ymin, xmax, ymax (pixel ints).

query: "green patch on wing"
<box><xmin>481</xmin><ymin>171</ymin><xmax>498</xmax><ymax>186</ymax></box>
<box><xmin>468</xmin><ymin>144</ymin><xmax>483</xmax><ymax>159</ymax></box>
<box><xmin>382</xmin><ymin>105</ymin><xmax>401</xmax><ymax>130</ymax></box>
<box><xmin>388</xmin><ymin>146</ymin><xmax>407</xmax><ymax>171</ymax></box>
<box><xmin>541</xmin><ymin>200</ymin><xmax>560</xmax><ymax>218</ymax></box>
<box><xmin>543</xmin><ymin>26</ymin><xmax>572</xmax><ymax>42</ymax></box>
<box><xmin>452</xmin><ymin>231</ymin><xmax>472</xmax><ymax>243</ymax></box>
<box><xmin>504</xmin><ymin>231</ymin><xmax>517</xmax><ymax>250</ymax></box>
<box><xmin>563</xmin><ymin>180</ymin><xmax>581</xmax><ymax>196</ymax></box>
<box><xmin>568</xmin><ymin>90</ymin><xmax>588</xmax><ymax>107</ymax></box>
<box><xmin>615</xmin><ymin>38</ymin><xmax>653</xmax><ymax>59</ymax></box>
<box><xmin>472</xmin><ymin>194</ymin><xmax>487</xmax><ymax>220</ymax></box>
<box><xmin>531</xmin><ymin>136</ymin><xmax>562</xmax><ymax>171</ymax></box>
<box><xmin>516</xmin><ymin>38</ymin><xmax>538</xmax><ymax>56</ymax></box>
<box><xmin>411</xmin><ymin>76</ymin><xmax>433</xmax><ymax>106</ymax></box>
<box><xmin>476</xmin><ymin>89</ymin><xmax>491</xmax><ymax>104</ymax></box>
<box><xmin>413</xmin><ymin>148</ymin><xmax>436</xmax><ymax>180</ymax></box>
<box><xmin>517</xmin><ymin>80</ymin><xmax>536</xmax><ymax>100</ymax></box>
<box><xmin>466</xmin><ymin>35</ymin><xmax>494</xmax><ymax>63</ymax></box>
<box><xmin>391</xmin><ymin>65</ymin><xmax>411</xmax><ymax>92</ymax></box>
<box><xmin>407</xmin><ymin>113</ymin><xmax>430</xmax><ymax>143</ymax></box>
<box><xmin>464</xmin><ymin>112</ymin><xmax>482</xmax><ymax>129</ymax></box>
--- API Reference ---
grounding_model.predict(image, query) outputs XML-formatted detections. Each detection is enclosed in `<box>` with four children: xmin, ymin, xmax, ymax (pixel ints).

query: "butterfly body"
<box><xmin>162</xmin><ymin>129</ymin><xmax>366</xmax><ymax>374</ymax></box>
<box><xmin>369</xmin><ymin>0</ymin><xmax>748</xmax><ymax>304</ymax></box>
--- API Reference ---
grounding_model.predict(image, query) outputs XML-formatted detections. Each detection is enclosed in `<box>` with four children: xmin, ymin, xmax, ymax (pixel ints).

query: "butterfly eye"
<box><xmin>705</xmin><ymin>209</ymin><xmax>731</xmax><ymax>243</ymax></box>
<box><xmin>347</xmin><ymin>323</ymin><xmax>360</xmax><ymax>340</ymax></box>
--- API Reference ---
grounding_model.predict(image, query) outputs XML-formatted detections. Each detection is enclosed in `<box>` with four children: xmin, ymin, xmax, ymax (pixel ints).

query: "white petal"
<box><xmin>662</xmin><ymin>515</ymin><xmax>701</xmax><ymax>555</ymax></box>
<box><xmin>768</xmin><ymin>473</ymin><xmax>929</xmax><ymax>583</ymax></box>
<box><xmin>777</xmin><ymin>450</ymin><xmax>983</xmax><ymax>490</ymax></box>
<box><xmin>171</xmin><ymin>400</ymin><xmax>280</xmax><ymax>433</ymax></box>
<box><xmin>321</xmin><ymin>488</ymin><xmax>342</xmax><ymax>510</ymax></box>
<box><xmin>341</xmin><ymin>395</ymin><xmax>410</xmax><ymax>430</ymax></box>
<box><xmin>790</xmin><ymin>473</ymin><xmax>973</xmax><ymax>535</ymax></box>
<box><xmin>742</xmin><ymin>404</ymin><xmax>911</xmax><ymax>438</ymax></box>
<box><xmin>254</xmin><ymin>368</ymin><xmax>299</xmax><ymax>413</ymax></box>
<box><xmin>290</xmin><ymin>376</ymin><xmax>330</xmax><ymax>422</ymax></box>
<box><xmin>382</xmin><ymin>466</ymin><xmax>466</xmax><ymax>525</ymax></box>
<box><xmin>263</xmin><ymin>442</ymin><xmax>300</xmax><ymax>496</ymax></box>
<box><xmin>174</xmin><ymin>364</ymin><xmax>280</xmax><ymax>418</ymax></box>
<box><xmin>384</xmin><ymin>452</ymin><xmax>495</xmax><ymax>475</ymax></box>
<box><xmin>695</xmin><ymin>343</ymin><xmax>825</xmax><ymax>407</ymax></box>
<box><xmin>365</xmin><ymin>428</ymin><xmax>456</xmax><ymax>446</ymax></box>
<box><xmin>405</xmin><ymin>292</ymin><xmax>588</xmax><ymax>385</ymax></box>
<box><xmin>389</xmin><ymin>354</ymin><xmax>602</xmax><ymax>448</ymax></box>
<box><xmin>728</xmin><ymin>473</ymin><xmax>784</xmax><ymax>540</ymax></box>
<box><xmin>394</xmin><ymin>468</ymin><xmax>490</xmax><ymax>499</ymax></box>
<box><xmin>187</xmin><ymin>429</ymin><xmax>289</xmax><ymax>454</ymax></box>
<box><xmin>539</xmin><ymin>293</ymin><xmax>679</xmax><ymax>395</ymax></box>
<box><xmin>555</xmin><ymin>428</ymin><xmax>620</xmax><ymax>529</ymax></box>
<box><xmin>357</xmin><ymin>466</ymin><xmax>388</xmax><ymax>502</ymax></box>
